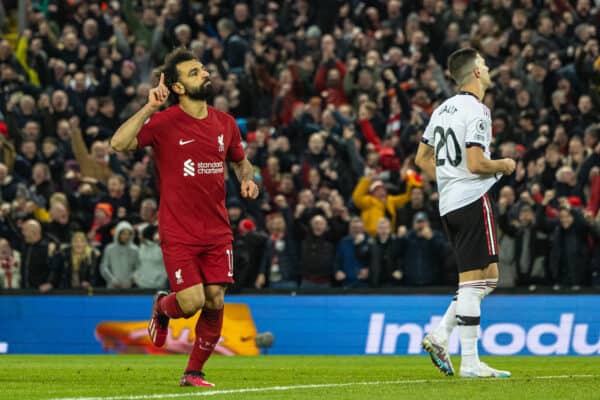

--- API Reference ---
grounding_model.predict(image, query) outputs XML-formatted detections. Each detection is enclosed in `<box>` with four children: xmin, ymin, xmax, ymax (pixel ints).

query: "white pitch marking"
<box><xmin>47</xmin><ymin>375</ymin><xmax>597</xmax><ymax>400</ymax></box>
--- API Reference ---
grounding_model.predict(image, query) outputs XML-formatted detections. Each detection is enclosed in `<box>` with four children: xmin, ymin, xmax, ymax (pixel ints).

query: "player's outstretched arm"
<box><xmin>415</xmin><ymin>142</ymin><xmax>437</xmax><ymax>181</ymax></box>
<box><xmin>232</xmin><ymin>157</ymin><xmax>259</xmax><ymax>199</ymax></box>
<box><xmin>110</xmin><ymin>72</ymin><xmax>169</xmax><ymax>152</ymax></box>
<box><xmin>466</xmin><ymin>146</ymin><xmax>515</xmax><ymax>176</ymax></box>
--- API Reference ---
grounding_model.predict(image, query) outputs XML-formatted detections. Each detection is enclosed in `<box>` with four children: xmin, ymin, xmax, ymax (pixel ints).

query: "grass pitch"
<box><xmin>1</xmin><ymin>355</ymin><xmax>599</xmax><ymax>400</ymax></box>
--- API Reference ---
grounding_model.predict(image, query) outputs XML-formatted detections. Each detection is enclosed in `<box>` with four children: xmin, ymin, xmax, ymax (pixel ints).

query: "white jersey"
<box><xmin>422</xmin><ymin>93</ymin><xmax>499</xmax><ymax>216</ymax></box>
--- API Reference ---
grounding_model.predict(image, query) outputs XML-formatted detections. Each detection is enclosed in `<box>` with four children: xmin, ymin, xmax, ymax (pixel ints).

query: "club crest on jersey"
<box><xmin>217</xmin><ymin>134</ymin><xmax>224</xmax><ymax>152</ymax></box>
<box><xmin>175</xmin><ymin>268</ymin><xmax>184</xmax><ymax>285</ymax></box>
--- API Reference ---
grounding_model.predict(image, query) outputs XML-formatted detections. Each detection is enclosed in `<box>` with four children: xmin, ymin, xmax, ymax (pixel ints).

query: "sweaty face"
<box><xmin>176</xmin><ymin>60</ymin><xmax>213</xmax><ymax>101</ymax></box>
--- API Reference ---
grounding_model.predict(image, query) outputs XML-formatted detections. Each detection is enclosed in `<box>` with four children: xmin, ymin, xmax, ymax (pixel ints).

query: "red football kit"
<box><xmin>138</xmin><ymin>104</ymin><xmax>244</xmax><ymax>290</ymax></box>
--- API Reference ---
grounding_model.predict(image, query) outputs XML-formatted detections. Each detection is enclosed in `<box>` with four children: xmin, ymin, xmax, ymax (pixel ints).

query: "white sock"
<box><xmin>432</xmin><ymin>294</ymin><xmax>457</xmax><ymax>343</ymax></box>
<box><xmin>456</xmin><ymin>281</ymin><xmax>485</xmax><ymax>370</ymax></box>
<box><xmin>484</xmin><ymin>278</ymin><xmax>498</xmax><ymax>297</ymax></box>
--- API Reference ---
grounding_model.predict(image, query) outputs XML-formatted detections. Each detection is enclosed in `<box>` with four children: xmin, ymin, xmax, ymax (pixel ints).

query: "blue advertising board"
<box><xmin>0</xmin><ymin>295</ymin><xmax>599</xmax><ymax>355</ymax></box>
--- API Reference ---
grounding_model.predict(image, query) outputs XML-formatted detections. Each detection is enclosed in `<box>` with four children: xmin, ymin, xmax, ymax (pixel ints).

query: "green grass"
<box><xmin>1</xmin><ymin>355</ymin><xmax>599</xmax><ymax>400</ymax></box>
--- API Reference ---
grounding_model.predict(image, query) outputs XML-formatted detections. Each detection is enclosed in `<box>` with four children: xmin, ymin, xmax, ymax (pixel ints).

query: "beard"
<box><xmin>185</xmin><ymin>80</ymin><xmax>213</xmax><ymax>101</ymax></box>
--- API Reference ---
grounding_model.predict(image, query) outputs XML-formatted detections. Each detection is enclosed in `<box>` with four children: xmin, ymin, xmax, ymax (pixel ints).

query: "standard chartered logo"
<box><xmin>183</xmin><ymin>159</ymin><xmax>224</xmax><ymax>177</ymax></box>
<box><xmin>183</xmin><ymin>159</ymin><xmax>195</xmax><ymax>177</ymax></box>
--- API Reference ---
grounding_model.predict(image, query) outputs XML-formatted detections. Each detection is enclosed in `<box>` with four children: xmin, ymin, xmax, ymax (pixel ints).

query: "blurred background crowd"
<box><xmin>0</xmin><ymin>0</ymin><xmax>599</xmax><ymax>293</ymax></box>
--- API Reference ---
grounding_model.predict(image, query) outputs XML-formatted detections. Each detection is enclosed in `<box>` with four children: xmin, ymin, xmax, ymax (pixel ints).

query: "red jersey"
<box><xmin>138</xmin><ymin>104</ymin><xmax>245</xmax><ymax>245</ymax></box>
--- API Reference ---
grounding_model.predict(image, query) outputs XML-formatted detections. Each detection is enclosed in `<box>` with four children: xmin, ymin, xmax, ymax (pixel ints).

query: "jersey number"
<box><xmin>433</xmin><ymin>126</ymin><xmax>462</xmax><ymax>167</ymax></box>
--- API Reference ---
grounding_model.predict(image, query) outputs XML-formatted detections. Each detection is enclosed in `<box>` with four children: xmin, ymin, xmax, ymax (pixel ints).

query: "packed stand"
<box><xmin>0</xmin><ymin>0</ymin><xmax>598</xmax><ymax>293</ymax></box>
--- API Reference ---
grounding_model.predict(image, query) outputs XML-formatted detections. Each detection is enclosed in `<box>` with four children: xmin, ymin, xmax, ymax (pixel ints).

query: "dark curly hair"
<box><xmin>162</xmin><ymin>48</ymin><xmax>197</xmax><ymax>102</ymax></box>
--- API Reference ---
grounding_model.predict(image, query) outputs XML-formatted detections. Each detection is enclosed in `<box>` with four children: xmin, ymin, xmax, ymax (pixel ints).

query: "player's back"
<box><xmin>423</xmin><ymin>93</ymin><xmax>497</xmax><ymax>216</ymax></box>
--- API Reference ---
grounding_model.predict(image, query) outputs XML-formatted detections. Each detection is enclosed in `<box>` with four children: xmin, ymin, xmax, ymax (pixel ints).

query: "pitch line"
<box><xmin>48</xmin><ymin>375</ymin><xmax>597</xmax><ymax>400</ymax></box>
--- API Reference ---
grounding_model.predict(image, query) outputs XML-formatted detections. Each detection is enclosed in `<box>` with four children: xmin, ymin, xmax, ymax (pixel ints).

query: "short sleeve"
<box><xmin>465</xmin><ymin>107</ymin><xmax>491</xmax><ymax>149</ymax></box>
<box><xmin>137</xmin><ymin>115</ymin><xmax>158</xmax><ymax>149</ymax></box>
<box><xmin>421</xmin><ymin>121</ymin><xmax>435</xmax><ymax>147</ymax></box>
<box><xmin>227</xmin><ymin>119</ymin><xmax>245</xmax><ymax>162</ymax></box>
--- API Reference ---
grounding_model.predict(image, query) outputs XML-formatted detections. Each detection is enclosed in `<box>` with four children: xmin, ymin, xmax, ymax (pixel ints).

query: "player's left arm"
<box><xmin>415</xmin><ymin>142</ymin><xmax>436</xmax><ymax>181</ymax></box>
<box><xmin>231</xmin><ymin>157</ymin><xmax>259</xmax><ymax>199</ymax></box>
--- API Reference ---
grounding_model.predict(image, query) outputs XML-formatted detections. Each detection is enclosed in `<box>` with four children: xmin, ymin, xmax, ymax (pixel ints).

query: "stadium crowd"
<box><xmin>0</xmin><ymin>0</ymin><xmax>599</xmax><ymax>293</ymax></box>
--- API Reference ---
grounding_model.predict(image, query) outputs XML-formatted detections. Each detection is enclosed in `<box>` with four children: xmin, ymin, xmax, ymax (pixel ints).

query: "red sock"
<box><xmin>185</xmin><ymin>307</ymin><xmax>223</xmax><ymax>373</ymax></box>
<box><xmin>158</xmin><ymin>293</ymin><xmax>186</xmax><ymax>318</ymax></box>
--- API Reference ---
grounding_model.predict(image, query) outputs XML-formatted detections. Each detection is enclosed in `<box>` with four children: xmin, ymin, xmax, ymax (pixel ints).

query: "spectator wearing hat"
<box><xmin>133</xmin><ymin>225</ymin><xmax>167</xmax><ymax>289</ymax></box>
<box><xmin>88</xmin><ymin>202</ymin><xmax>114</xmax><ymax>250</ymax></box>
<box><xmin>352</xmin><ymin>168</ymin><xmax>421</xmax><ymax>236</ymax></box>
<box><xmin>226</xmin><ymin>196</ymin><xmax>246</xmax><ymax>233</ymax></box>
<box><xmin>100</xmin><ymin>220</ymin><xmax>140</xmax><ymax>289</ymax></box>
<box><xmin>231</xmin><ymin>217</ymin><xmax>267</xmax><ymax>293</ymax></box>
<box><xmin>395</xmin><ymin>185</ymin><xmax>440</xmax><ymax>234</ymax></box>
<box><xmin>398</xmin><ymin>211</ymin><xmax>446</xmax><ymax>286</ymax></box>
<box><xmin>498</xmin><ymin>193</ymin><xmax>551</xmax><ymax>288</ymax></box>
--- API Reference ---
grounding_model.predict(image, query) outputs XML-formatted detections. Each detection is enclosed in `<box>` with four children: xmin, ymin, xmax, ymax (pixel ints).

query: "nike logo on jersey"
<box><xmin>179</xmin><ymin>139</ymin><xmax>195</xmax><ymax>145</ymax></box>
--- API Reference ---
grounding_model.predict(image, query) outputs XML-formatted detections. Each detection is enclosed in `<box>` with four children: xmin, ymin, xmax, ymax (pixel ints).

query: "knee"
<box><xmin>177</xmin><ymin>291</ymin><xmax>205</xmax><ymax>316</ymax></box>
<box><xmin>204</xmin><ymin>294</ymin><xmax>224</xmax><ymax>310</ymax></box>
<box><xmin>204</xmin><ymin>288</ymin><xmax>225</xmax><ymax>310</ymax></box>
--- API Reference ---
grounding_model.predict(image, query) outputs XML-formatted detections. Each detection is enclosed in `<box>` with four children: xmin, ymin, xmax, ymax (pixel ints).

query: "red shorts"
<box><xmin>161</xmin><ymin>242</ymin><xmax>234</xmax><ymax>292</ymax></box>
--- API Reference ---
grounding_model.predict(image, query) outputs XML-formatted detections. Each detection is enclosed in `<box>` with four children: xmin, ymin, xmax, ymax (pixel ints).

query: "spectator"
<box><xmin>100</xmin><ymin>221</ymin><xmax>139</xmax><ymax>289</ymax></box>
<box><xmin>21</xmin><ymin>219</ymin><xmax>55</xmax><ymax>291</ymax></box>
<box><xmin>352</xmin><ymin>169</ymin><xmax>420</xmax><ymax>236</ymax></box>
<box><xmin>102</xmin><ymin>174</ymin><xmax>131</xmax><ymax>217</ymax></box>
<box><xmin>335</xmin><ymin>217</ymin><xmax>370</xmax><ymax>288</ymax></box>
<box><xmin>0</xmin><ymin>162</ymin><xmax>17</xmax><ymax>202</ymax></box>
<box><xmin>133</xmin><ymin>225</ymin><xmax>167</xmax><ymax>289</ymax></box>
<box><xmin>48</xmin><ymin>231</ymin><xmax>100</xmax><ymax>290</ymax></box>
<box><xmin>256</xmin><ymin>209</ymin><xmax>298</xmax><ymax>289</ymax></box>
<box><xmin>88</xmin><ymin>202</ymin><xmax>114</xmax><ymax>249</ymax></box>
<box><xmin>300</xmin><ymin>214</ymin><xmax>334</xmax><ymax>288</ymax></box>
<box><xmin>216</xmin><ymin>18</ymin><xmax>248</xmax><ymax>71</ymax></box>
<box><xmin>498</xmin><ymin>194</ymin><xmax>551</xmax><ymax>289</ymax></box>
<box><xmin>369</xmin><ymin>217</ymin><xmax>402</xmax><ymax>287</ymax></box>
<box><xmin>1</xmin><ymin>0</ymin><xmax>599</xmax><ymax>291</ymax></box>
<box><xmin>395</xmin><ymin>186</ymin><xmax>440</xmax><ymax>232</ymax></box>
<box><xmin>585</xmin><ymin>209</ymin><xmax>600</xmax><ymax>289</ymax></box>
<box><xmin>231</xmin><ymin>218</ymin><xmax>267</xmax><ymax>293</ymax></box>
<box><xmin>549</xmin><ymin>207</ymin><xmax>590</xmax><ymax>291</ymax></box>
<box><xmin>70</xmin><ymin>119</ymin><xmax>112</xmax><ymax>185</ymax></box>
<box><xmin>132</xmin><ymin>197</ymin><xmax>158</xmax><ymax>237</ymax></box>
<box><xmin>44</xmin><ymin>201</ymin><xmax>78</xmax><ymax>247</ymax></box>
<box><xmin>399</xmin><ymin>212</ymin><xmax>446</xmax><ymax>286</ymax></box>
<box><xmin>29</xmin><ymin>162</ymin><xmax>53</xmax><ymax>208</ymax></box>
<box><xmin>0</xmin><ymin>237</ymin><xmax>20</xmax><ymax>289</ymax></box>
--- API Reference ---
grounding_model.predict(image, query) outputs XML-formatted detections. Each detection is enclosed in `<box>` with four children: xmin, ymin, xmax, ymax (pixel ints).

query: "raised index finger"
<box><xmin>158</xmin><ymin>72</ymin><xmax>164</xmax><ymax>87</ymax></box>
